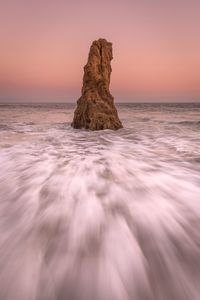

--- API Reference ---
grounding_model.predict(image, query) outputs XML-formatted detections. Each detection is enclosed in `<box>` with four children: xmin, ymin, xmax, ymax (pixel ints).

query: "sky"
<box><xmin>0</xmin><ymin>0</ymin><xmax>200</xmax><ymax>103</ymax></box>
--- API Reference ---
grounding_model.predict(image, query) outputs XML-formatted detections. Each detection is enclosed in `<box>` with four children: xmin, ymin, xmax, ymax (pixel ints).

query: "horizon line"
<box><xmin>0</xmin><ymin>101</ymin><xmax>200</xmax><ymax>105</ymax></box>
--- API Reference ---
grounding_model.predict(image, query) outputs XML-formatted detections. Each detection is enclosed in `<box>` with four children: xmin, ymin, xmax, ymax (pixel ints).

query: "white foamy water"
<box><xmin>0</xmin><ymin>103</ymin><xmax>200</xmax><ymax>300</ymax></box>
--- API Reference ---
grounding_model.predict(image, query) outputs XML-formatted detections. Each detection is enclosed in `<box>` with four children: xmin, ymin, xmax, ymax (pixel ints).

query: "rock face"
<box><xmin>71</xmin><ymin>38</ymin><xmax>123</xmax><ymax>130</ymax></box>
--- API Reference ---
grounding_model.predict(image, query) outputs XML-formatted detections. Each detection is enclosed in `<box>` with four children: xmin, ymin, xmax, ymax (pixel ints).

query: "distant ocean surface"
<box><xmin>0</xmin><ymin>102</ymin><xmax>200</xmax><ymax>300</ymax></box>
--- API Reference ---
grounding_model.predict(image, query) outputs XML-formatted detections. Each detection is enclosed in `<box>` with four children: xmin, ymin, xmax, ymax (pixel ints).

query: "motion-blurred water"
<box><xmin>0</xmin><ymin>103</ymin><xmax>200</xmax><ymax>300</ymax></box>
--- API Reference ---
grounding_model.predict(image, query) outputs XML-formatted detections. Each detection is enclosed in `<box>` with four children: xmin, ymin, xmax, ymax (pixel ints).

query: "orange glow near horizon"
<box><xmin>0</xmin><ymin>0</ymin><xmax>200</xmax><ymax>102</ymax></box>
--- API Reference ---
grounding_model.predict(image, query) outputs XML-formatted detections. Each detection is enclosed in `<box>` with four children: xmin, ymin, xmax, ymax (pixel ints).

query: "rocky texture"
<box><xmin>72</xmin><ymin>38</ymin><xmax>123</xmax><ymax>130</ymax></box>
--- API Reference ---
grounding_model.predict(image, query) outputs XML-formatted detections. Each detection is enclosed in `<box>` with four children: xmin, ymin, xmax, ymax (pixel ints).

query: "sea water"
<box><xmin>0</xmin><ymin>103</ymin><xmax>200</xmax><ymax>300</ymax></box>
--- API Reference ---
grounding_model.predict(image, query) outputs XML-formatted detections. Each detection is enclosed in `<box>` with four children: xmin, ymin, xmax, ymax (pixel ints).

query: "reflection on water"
<box><xmin>0</xmin><ymin>103</ymin><xmax>200</xmax><ymax>300</ymax></box>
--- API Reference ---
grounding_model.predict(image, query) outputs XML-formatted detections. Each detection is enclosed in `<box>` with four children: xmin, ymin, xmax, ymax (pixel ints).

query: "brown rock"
<box><xmin>71</xmin><ymin>38</ymin><xmax>123</xmax><ymax>130</ymax></box>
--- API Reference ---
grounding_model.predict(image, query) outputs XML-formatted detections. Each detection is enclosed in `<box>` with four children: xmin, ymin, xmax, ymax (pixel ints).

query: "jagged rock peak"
<box><xmin>71</xmin><ymin>38</ymin><xmax>123</xmax><ymax>130</ymax></box>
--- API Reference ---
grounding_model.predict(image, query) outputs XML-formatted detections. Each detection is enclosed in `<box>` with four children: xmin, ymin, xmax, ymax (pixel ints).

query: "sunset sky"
<box><xmin>0</xmin><ymin>0</ymin><xmax>200</xmax><ymax>102</ymax></box>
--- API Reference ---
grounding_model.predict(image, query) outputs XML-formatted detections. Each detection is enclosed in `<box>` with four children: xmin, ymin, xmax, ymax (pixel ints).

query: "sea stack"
<box><xmin>72</xmin><ymin>38</ymin><xmax>123</xmax><ymax>130</ymax></box>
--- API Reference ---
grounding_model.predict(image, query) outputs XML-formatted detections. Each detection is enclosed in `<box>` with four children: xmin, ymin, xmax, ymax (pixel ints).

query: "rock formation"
<box><xmin>71</xmin><ymin>38</ymin><xmax>123</xmax><ymax>130</ymax></box>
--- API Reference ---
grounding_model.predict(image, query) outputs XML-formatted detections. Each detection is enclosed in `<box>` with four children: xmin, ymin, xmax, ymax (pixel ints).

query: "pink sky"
<box><xmin>0</xmin><ymin>0</ymin><xmax>200</xmax><ymax>102</ymax></box>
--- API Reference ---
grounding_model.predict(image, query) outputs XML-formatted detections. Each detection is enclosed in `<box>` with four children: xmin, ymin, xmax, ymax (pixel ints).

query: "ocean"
<box><xmin>0</xmin><ymin>102</ymin><xmax>200</xmax><ymax>300</ymax></box>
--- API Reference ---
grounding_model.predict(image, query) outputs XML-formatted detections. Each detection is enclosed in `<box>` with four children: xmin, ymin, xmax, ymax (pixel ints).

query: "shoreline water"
<box><xmin>0</xmin><ymin>103</ymin><xmax>200</xmax><ymax>299</ymax></box>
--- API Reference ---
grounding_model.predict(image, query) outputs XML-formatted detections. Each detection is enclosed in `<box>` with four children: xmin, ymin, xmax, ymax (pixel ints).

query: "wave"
<box><xmin>0</xmin><ymin>127</ymin><xmax>200</xmax><ymax>300</ymax></box>
<box><xmin>0</xmin><ymin>103</ymin><xmax>200</xmax><ymax>299</ymax></box>
<box><xmin>169</xmin><ymin>120</ymin><xmax>200</xmax><ymax>127</ymax></box>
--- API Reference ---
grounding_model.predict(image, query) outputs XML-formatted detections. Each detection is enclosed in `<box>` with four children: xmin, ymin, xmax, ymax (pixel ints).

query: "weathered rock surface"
<box><xmin>72</xmin><ymin>38</ymin><xmax>123</xmax><ymax>130</ymax></box>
